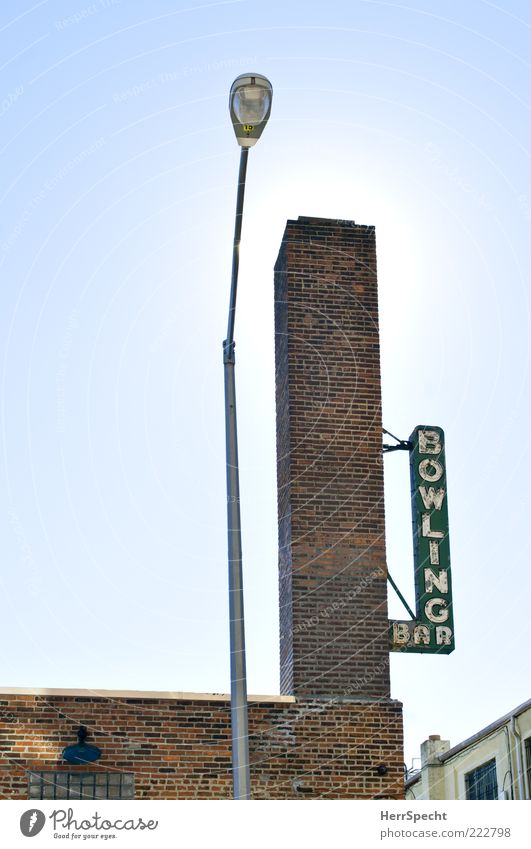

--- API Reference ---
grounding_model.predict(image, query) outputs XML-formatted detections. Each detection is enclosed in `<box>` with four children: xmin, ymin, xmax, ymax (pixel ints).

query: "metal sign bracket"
<box><xmin>382</xmin><ymin>427</ymin><xmax>412</xmax><ymax>453</ymax></box>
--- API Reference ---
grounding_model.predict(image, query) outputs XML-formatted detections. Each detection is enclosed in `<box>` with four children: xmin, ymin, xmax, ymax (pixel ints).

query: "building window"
<box><xmin>28</xmin><ymin>772</ymin><xmax>134</xmax><ymax>800</ymax></box>
<box><xmin>465</xmin><ymin>759</ymin><xmax>498</xmax><ymax>800</ymax></box>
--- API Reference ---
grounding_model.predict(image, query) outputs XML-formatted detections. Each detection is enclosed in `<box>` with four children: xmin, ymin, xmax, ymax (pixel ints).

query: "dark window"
<box><xmin>465</xmin><ymin>759</ymin><xmax>498</xmax><ymax>800</ymax></box>
<box><xmin>28</xmin><ymin>772</ymin><xmax>134</xmax><ymax>800</ymax></box>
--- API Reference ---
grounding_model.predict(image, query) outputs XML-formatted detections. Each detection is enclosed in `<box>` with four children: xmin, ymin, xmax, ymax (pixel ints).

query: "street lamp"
<box><xmin>223</xmin><ymin>73</ymin><xmax>273</xmax><ymax>801</ymax></box>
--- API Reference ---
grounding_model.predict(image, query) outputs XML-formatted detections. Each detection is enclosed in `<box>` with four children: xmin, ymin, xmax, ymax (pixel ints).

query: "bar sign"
<box><xmin>390</xmin><ymin>426</ymin><xmax>455</xmax><ymax>654</ymax></box>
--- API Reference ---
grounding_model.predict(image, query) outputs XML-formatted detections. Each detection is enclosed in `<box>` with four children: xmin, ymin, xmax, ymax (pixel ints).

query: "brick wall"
<box><xmin>275</xmin><ymin>217</ymin><xmax>390</xmax><ymax>698</ymax></box>
<box><xmin>0</xmin><ymin>690</ymin><xmax>403</xmax><ymax>799</ymax></box>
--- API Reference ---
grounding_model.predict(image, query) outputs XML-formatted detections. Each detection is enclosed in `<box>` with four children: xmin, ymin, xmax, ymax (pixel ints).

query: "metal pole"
<box><xmin>226</xmin><ymin>147</ymin><xmax>249</xmax><ymax>347</ymax></box>
<box><xmin>386</xmin><ymin>571</ymin><xmax>417</xmax><ymax>621</ymax></box>
<box><xmin>223</xmin><ymin>146</ymin><xmax>250</xmax><ymax>800</ymax></box>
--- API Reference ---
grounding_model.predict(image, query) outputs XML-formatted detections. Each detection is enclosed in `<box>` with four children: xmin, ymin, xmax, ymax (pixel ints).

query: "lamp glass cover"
<box><xmin>233</xmin><ymin>86</ymin><xmax>271</xmax><ymax>125</ymax></box>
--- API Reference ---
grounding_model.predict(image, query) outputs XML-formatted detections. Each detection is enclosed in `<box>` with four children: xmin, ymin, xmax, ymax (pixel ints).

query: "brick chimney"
<box><xmin>274</xmin><ymin>216</ymin><xmax>390</xmax><ymax>698</ymax></box>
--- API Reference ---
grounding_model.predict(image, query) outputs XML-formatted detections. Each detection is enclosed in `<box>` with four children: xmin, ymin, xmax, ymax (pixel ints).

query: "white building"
<box><xmin>406</xmin><ymin>698</ymin><xmax>531</xmax><ymax>800</ymax></box>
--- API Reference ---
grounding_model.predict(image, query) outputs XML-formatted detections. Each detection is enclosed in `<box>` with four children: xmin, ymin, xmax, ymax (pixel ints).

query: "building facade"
<box><xmin>0</xmin><ymin>217</ymin><xmax>404</xmax><ymax>800</ymax></box>
<box><xmin>406</xmin><ymin>698</ymin><xmax>531</xmax><ymax>800</ymax></box>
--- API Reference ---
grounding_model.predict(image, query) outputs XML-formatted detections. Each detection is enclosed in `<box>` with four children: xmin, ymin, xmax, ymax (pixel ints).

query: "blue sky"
<box><xmin>1</xmin><ymin>0</ymin><xmax>530</xmax><ymax>768</ymax></box>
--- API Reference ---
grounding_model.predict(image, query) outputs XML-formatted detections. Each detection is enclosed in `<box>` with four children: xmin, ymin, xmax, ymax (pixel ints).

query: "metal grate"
<box><xmin>28</xmin><ymin>771</ymin><xmax>134</xmax><ymax>800</ymax></box>
<box><xmin>465</xmin><ymin>759</ymin><xmax>498</xmax><ymax>800</ymax></box>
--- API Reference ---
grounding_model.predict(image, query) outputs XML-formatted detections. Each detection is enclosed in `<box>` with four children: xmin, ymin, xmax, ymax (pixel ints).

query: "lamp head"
<box><xmin>62</xmin><ymin>725</ymin><xmax>102</xmax><ymax>765</ymax></box>
<box><xmin>229</xmin><ymin>73</ymin><xmax>273</xmax><ymax>147</ymax></box>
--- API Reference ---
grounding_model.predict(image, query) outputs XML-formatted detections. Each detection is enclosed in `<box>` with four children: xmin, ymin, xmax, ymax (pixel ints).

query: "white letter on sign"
<box><xmin>424</xmin><ymin>568</ymin><xmax>448</xmax><ymax>594</ymax></box>
<box><xmin>419</xmin><ymin>486</ymin><xmax>446</xmax><ymax>510</ymax></box>
<box><xmin>392</xmin><ymin>623</ymin><xmax>410</xmax><ymax>644</ymax></box>
<box><xmin>422</xmin><ymin>513</ymin><xmax>444</xmax><ymax>539</ymax></box>
<box><xmin>419</xmin><ymin>430</ymin><xmax>442</xmax><ymax>454</ymax></box>
<box><xmin>425</xmin><ymin>598</ymin><xmax>449</xmax><ymax>623</ymax></box>
<box><xmin>436</xmin><ymin>626</ymin><xmax>453</xmax><ymax>645</ymax></box>
<box><xmin>413</xmin><ymin>625</ymin><xmax>431</xmax><ymax>645</ymax></box>
<box><xmin>418</xmin><ymin>459</ymin><xmax>444</xmax><ymax>482</ymax></box>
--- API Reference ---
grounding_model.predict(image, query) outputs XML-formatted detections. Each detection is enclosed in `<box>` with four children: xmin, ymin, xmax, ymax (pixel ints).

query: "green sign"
<box><xmin>390</xmin><ymin>426</ymin><xmax>454</xmax><ymax>654</ymax></box>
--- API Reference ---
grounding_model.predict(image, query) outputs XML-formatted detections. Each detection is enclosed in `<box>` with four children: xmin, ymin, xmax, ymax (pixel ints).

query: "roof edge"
<box><xmin>439</xmin><ymin>697</ymin><xmax>531</xmax><ymax>763</ymax></box>
<box><xmin>0</xmin><ymin>686</ymin><xmax>296</xmax><ymax>704</ymax></box>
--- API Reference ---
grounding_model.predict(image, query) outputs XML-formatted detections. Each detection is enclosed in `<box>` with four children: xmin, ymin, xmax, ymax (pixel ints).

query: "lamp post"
<box><xmin>224</xmin><ymin>73</ymin><xmax>273</xmax><ymax>801</ymax></box>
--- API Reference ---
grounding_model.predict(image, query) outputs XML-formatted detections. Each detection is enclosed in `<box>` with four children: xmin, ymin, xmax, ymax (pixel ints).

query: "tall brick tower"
<box><xmin>275</xmin><ymin>217</ymin><xmax>391</xmax><ymax>700</ymax></box>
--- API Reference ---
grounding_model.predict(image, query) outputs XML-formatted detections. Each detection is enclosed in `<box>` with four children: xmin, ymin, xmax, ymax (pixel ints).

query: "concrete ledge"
<box><xmin>0</xmin><ymin>687</ymin><xmax>296</xmax><ymax>703</ymax></box>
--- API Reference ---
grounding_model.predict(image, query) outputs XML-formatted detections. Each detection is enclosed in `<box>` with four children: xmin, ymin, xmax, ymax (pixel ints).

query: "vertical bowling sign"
<box><xmin>390</xmin><ymin>426</ymin><xmax>455</xmax><ymax>654</ymax></box>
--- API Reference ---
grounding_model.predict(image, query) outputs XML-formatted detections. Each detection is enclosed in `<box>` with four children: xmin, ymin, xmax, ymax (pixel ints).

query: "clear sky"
<box><xmin>1</xmin><ymin>0</ymin><xmax>530</xmax><ymax>769</ymax></box>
